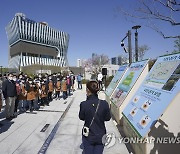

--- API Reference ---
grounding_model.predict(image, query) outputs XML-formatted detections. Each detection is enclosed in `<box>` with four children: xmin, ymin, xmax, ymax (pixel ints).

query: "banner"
<box><xmin>111</xmin><ymin>60</ymin><xmax>149</xmax><ymax>107</ymax></box>
<box><xmin>123</xmin><ymin>53</ymin><xmax>180</xmax><ymax>137</ymax></box>
<box><xmin>105</xmin><ymin>65</ymin><xmax>128</xmax><ymax>97</ymax></box>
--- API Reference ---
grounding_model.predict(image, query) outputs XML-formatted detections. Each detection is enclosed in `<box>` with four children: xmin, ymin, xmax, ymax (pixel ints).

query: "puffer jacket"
<box><xmin>56</xmin><ymin>81</ymin><xmax>61</xmax><ymax>92</ymax></box>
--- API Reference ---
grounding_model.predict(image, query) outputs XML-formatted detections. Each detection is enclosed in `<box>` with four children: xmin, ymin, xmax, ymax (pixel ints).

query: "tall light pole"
<box><xmin>132</xmin><ymin>25</ymin><xmax>141</xmax><ymax>62</ymax></box>
<box><xmin>120</xmin><ymin>30</ymin><xmax>132</xmax><ymax>65</ymax></box>
<box><xmin>127</xmin><ymin>30</ymin><xmax>132</xmax><ymax>64</ymax></box>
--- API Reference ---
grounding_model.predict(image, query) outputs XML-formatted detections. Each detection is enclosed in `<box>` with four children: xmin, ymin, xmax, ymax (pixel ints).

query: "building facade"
<box><xmin>111</xmin><ymin>56</ymin><xmax>122</xmax><ymax>65</ymax></box>
<box><xmin>6</xmin><ymin>13</ymin><xmax>69</xmax><ymax>69</ymax></box>
<box><xmin>77</xmin><ymin>59</ymin><xmax>82</xmax><ymax>67</ymax></box>
<box><xmin>77</xmin><ymin>58</ymin><xmax>86</xmax><ymax>67</ymax></box>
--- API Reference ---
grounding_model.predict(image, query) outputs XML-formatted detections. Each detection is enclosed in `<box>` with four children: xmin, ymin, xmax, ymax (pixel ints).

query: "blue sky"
<box><xmin>0</xmin><ymin>0</ymin><xmax>179</xmax><ymax>67</ymax></box>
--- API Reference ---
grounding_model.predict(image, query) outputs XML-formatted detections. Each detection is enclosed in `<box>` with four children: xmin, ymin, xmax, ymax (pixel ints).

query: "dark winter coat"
<box><xmin>2</xmin><ymin>79</ymin><xmax>17</xmax><ymax>99</ymax></box>
<box><xmin>79</xmin><ymin>94</ymin><xmax>111</xmax><ymax>144</ymax></box>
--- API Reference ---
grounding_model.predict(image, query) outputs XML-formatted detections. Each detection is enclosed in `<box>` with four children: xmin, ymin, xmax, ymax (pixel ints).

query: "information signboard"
<box><xmin>123</xmin><ymin>53</ymin><xmax>180</xmax><ymax>137</ymax></box>
<box><xmin>111</xmin><ymin>60</ymin><xmax>149</xmax><ymax>107</ymax></box>
<box><xmin>105</xmin><ymin>65</ymin><xmax>128</xmax><ymax>97</ymax></box>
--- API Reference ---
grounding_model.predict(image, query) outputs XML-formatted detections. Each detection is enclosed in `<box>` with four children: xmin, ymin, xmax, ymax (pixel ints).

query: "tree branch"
<box><xmin>155</xmin><ymin>0</ymin><xmax>180</xmax><ymax>11</ymax></box>
<box><xmin>147</xmin><ymin>23</ymin><xmax>180</xmax><ymax>38</ymax></box>
<box><xmin>169</xmin><ymin>0</ymin><xmax>180</xmax><ymax>6</ymax></box>
<box><xmin>115</xmin><ymin>0</ymin><xmax>180</xmax><ymax>39</ymax></box>
<box><xmin>141</xmin><ymin>0</ymin><xmax>180</xmax><ymax>25</ymax></box>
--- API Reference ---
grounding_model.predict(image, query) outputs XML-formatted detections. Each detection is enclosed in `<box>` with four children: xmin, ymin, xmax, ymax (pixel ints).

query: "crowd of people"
<box><xmin>0</xmin><ymin>72</ymin><xmax>83</xmax><ymax>120</ymax></box>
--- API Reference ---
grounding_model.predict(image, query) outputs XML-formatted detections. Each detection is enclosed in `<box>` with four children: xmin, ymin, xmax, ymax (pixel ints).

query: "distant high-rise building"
<box><xmin>92</xmin><ymin>53</ymin><xmax>97</xmax><ymax>60</ymax></box>
<box><xmin>77</xmin><ymin>59</ymin><xmax>82</xmax><ymax>67</ymax></box>
<box><xmin>77</xmin><ymin>59</ymin><xmax>86</xmax><ymax>67</ymax></box>
<box><xmin>111</xmin><ymin>56</ymin><xmax>122</xmax><ymax>65</ymax></box>
<box><xmin>6</xmin><ymin>13</ymin><xmax>69</xmax><ymax>69</ymax></box>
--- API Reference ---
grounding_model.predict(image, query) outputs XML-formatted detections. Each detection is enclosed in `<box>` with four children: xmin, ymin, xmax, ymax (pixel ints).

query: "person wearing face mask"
<box><xmin>48</xmin><ymin>76</ymin><xmax>54</xmax><ymax>102</ymax></box>
<box><xmin>26</xmin><ymin>79</ymin><xmax>37</xmax><ymax>112</ymax></box>
<box><xmin>40</xmin><ymin>82</ymin><xmax>49</xmax><ymax>106</ymax></box>
<box><xmin>2</xmin><ymin>73</ymin><xmax>17</xmax><ymax>119</ymax></box>
<box><xmin>14</xmin><ymin>75</ymin><xmax>21</xmax><ymax>117</ymax></box>
<box><xmin>66</xmin><ymin>75</ymin><xmax>72</xmax><ymax>96</ymax></box>
<box><xmin>55</xmin><ymin>78</ymin><xmax>61</xmax><ymax>100</ymax></box>
<box><xmin>52</xmin><ymin>73</ymin><xmax>57</xmax><ymax>87</ymax></box>
<box><xmin>18</xmin><ymin>80</ymin><xmax>27</xmax><ymax>112</ymax></box>
<box><xmin>18</xmin><ymin>74</ymin><xmax>24</xmax><ymax>80</ymax></box>
<box><xmin>61</xmin><ymin>77</ymin><xmax>68</xmax><ymax>100</ymax></box>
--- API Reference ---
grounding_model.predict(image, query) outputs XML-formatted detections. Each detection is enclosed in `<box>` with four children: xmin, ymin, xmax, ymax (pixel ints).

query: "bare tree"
<box><xmin>84</xmin><ymin>54</ymin><xmax>109</xmax><ymax>77</ymax></box>
<box><xmin>120</xmin><ymin>55</ymin><xmax>129</xmax><ymax>64</ymax></box>
<box><xmin>134</xmin><ymin>45</ymin><xmax>150</xmax><ymax>60</ymax></box>
<box><xmin>172</xmin><ymin>38</ymin><xmax>180</xmax><ymax>53</ymax></box>
<box><xmin>116</xmin><ymin>0</ymin><xmax>180</xmax><ymax>39</ymax></box>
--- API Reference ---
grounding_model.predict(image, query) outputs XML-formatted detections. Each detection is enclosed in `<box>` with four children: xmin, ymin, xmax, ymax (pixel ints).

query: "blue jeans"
<box><xmin>67</xmin><ymin>85</ymin><xmax>71</xmax><ymax>96</ymax></box>
<box><xmin>78</xmin><ymin>81</ymin><xmax>82</xmax><ymax>89</ymax></box>
<box><xmin>33</xmin><ymin>98</ymin><xmax>39</xmax><ymax>110</ymax></box>
<box><xmin>82</xmin><ymin>136</ymin><xmax>104</xmax><ymax>154</ymax></box>
<box><xmin>27</xmin><ymin>100</ymin><xmax>34</xmax><ymax>111</ymax></box>
<box><xmin>18</xmin><ymin>100</ymin><xmax>27</xmax><ymax>112</ymax></box>
<box><xmin>63</xmin><ymin>91</ymin><xmax>67</xmax><ymax>100</ymax></box>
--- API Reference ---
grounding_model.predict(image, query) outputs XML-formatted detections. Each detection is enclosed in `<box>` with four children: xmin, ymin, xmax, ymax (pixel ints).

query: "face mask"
<box><xmin>9</xmin><ymin>77</ymin><xmax>13</xmax><ymax>80</ymax></box>
<box><xmin>13</xmin><ymin>78</ymin><xmax>17</xmax><ymax>81</ymax></box>
<box><xmin>37</xmin><ymin>82</ymin><xmax>40</xmax><ymax>86</ymax></box>
<box><xmin>29</xmin><ymin>81</ymin><xmax>32</xmax><ymax>84</ymax></box>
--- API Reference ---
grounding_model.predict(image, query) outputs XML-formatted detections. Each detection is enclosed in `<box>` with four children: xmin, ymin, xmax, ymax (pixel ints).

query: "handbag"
<box><xmin>82</xmin><ymin>99</ymin><xmax>101</xmax><ymax>137</ymax></box>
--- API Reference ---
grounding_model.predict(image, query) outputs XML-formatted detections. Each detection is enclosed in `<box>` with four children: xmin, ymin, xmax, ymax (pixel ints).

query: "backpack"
<box><xmin>67</xmin><ymin>78</ymin><xmax>71</xmax><ymax>85</ymax></box>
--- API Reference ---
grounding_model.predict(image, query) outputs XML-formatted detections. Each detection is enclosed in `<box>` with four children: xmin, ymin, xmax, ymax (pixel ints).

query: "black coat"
<box><xmin>2</xmin><ymin>79</ymin><xmax>17</xmax><ymax>99</ymax></box>
<box><xmin>79</xmin><ymin>94</ymin><xmax>111</xmax><ymax>144</ymax></box>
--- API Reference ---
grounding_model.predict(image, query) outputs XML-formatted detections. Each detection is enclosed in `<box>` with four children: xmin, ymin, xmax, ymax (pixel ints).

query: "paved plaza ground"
<box><xmin>0</xmin><ymin>84</ymin><xmax>130</xmax><ymax>154</ymax></box>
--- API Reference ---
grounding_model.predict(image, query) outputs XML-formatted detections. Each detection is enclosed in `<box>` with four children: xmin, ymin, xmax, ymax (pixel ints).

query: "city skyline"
<box><xmin>0</xmin><ymin>0</ymin><xmax>179</xmax><ymax>68</ymax></box>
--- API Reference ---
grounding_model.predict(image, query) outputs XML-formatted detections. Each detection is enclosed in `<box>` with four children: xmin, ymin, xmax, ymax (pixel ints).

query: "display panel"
<box><xmin>111</xmin><ymin>60</ymin><xmax>149</xmax><ymax>107</ymax></box>
<box><xmin>123</xmin><ymin>53</ymin><xmax>180</xmax><ymax>137</ymax></box>
<box><xmin>105</xmin><ymin>65</ymin><xmax>128</xmax><ymax>97</ymax></box>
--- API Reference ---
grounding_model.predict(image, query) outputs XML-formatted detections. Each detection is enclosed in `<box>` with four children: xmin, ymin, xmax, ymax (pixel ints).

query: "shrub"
<box><xmin>81</xmin><ymin>79</ymin><xmax>90</xmax><ymax>84</ymax></box>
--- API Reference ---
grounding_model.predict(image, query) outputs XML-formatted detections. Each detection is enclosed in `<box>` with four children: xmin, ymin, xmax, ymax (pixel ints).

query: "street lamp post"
<box><xmin>132</xmin><ymin>25</ymin><xmax>141</xmax><ymax>62</ymax></box>
<box><xmin>127</xmin><ymin>30</ymin><xmax>132</xmax><ymax>64</ymax></box>
<box><xmin>120</xmin><ymin>30</ymin><xmax>132</xmax><ymax>65</ymax></box>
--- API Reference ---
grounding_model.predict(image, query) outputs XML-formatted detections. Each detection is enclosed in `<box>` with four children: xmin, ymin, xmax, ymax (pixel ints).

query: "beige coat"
<box><xmin>41</xmin><ymin>84</ymin><xmax>48</xmax><ymax>98</ymax></box>
<box><xmin>48</xmin><ymin>81</ymin><xmax>54</xmax><ymax>92</ymax></box>
<box><xmin>27</xmin><ymin>86</ymin><xmax>36</xmax><ymax>101</ymax></box>
<box><xmin>56</xmin><ymin>81</ymin><xmax>61</xmax><ymax>92</ymax></box>
<box><xmin>61</xmin><ymin>80</ymin><xmax>67</xmax><ymax>92</ymax></box>
<box><xmin>18</xmin><ymin>84</ymin><xmax>27</xmax><ymax>100</ymax></box>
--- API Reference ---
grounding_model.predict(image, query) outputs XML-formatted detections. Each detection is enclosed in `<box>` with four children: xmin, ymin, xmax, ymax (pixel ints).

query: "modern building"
<box><xmin>77</xmin><ymin>59</ymin><xmax>82</xmax><ymax>67</ymax></box>
<box><xmin>111</xmin><ymin>56</ymin><xmax>122</xmax><ymax>65</ymax></box>
<box><xmin>6</xmin><ymin>13</ymin><xmax>69</xmax><ymax>70</ymax></box>
<box><xmin>77</xmin><ymin>58</ymin><xmax>86</xmax><ymax>67</ymax></box>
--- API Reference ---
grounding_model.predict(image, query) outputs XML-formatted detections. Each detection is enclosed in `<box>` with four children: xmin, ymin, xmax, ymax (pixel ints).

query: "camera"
<box><xmin>120</xmin><ymin>41</ymin><xmax>124</xmax><ymax>47</ymax></box>
<box><xmin>82</xmin><ymin>126</ymin><xmax>89</xmax><ymax>137</ymax></box>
